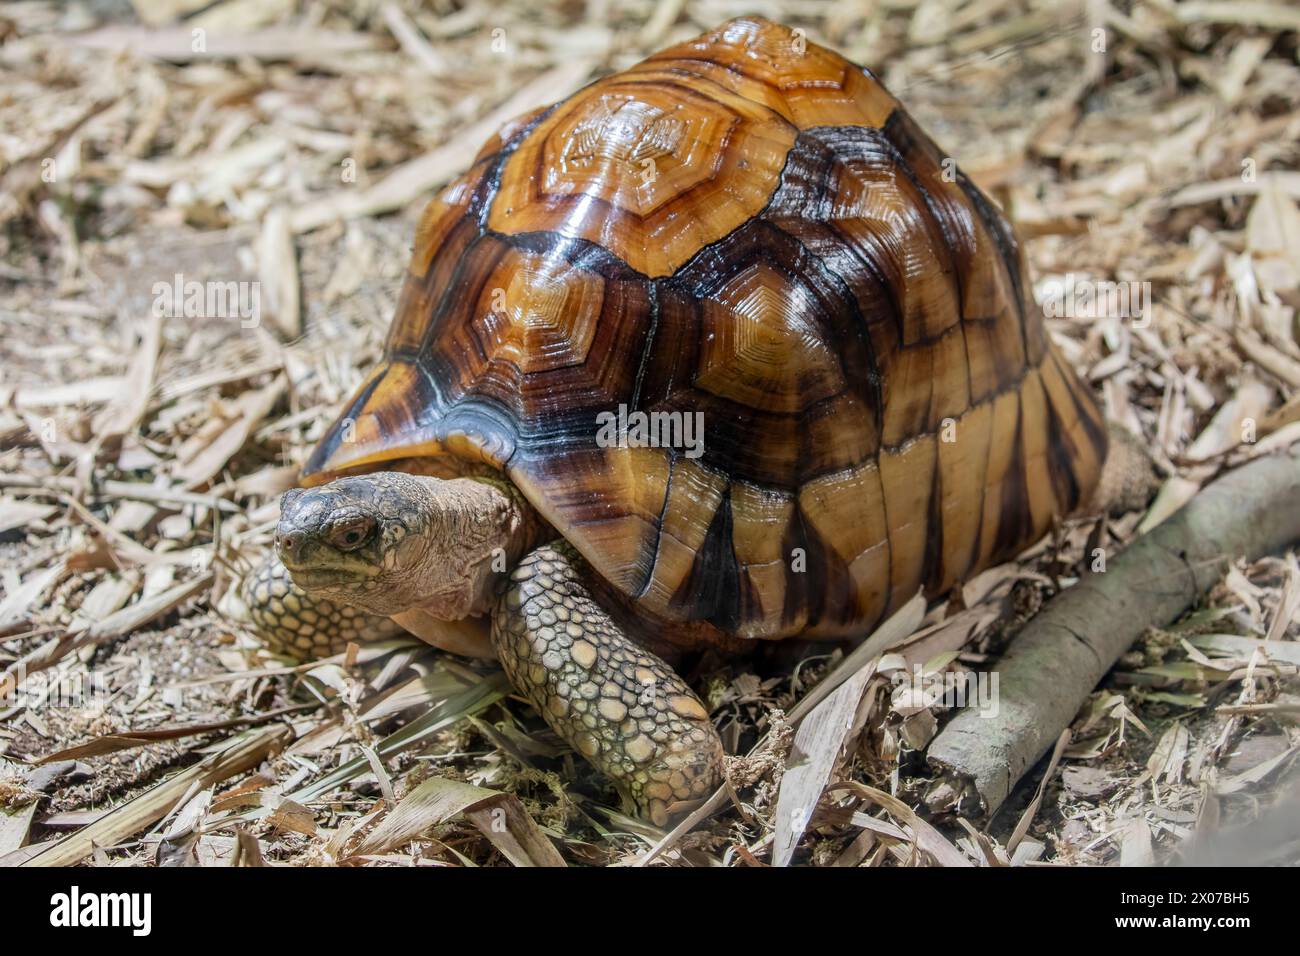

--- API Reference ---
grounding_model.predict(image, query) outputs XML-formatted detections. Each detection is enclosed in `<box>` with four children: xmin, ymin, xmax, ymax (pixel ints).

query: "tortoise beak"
<box><xmin>276</xmin><ymin>488</ymin><xmax>347</xmax><ymax>568</ymax></box>
<box><xmin>275</xmin><ymin>527</ymin><xmax>311</xmax><ymax>567</ymax></box>
<box><xmin>275</xmin><ymin>487</ymin><xmax>324</xmax><ymax>569</ymax></box>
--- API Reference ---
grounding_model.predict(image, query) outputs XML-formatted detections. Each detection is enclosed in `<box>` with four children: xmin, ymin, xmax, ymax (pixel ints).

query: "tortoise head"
<box><xmin>275</xmin><ymin>473</ymin><xmax>525</xmax><ymax>620</ymax></box>
<box><xmin>276</xmin><ymin>474</ymin><xmax>432</xmax><ymax>616</ymax></box>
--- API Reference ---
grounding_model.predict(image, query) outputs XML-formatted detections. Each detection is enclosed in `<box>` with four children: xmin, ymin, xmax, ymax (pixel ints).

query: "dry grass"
<box><xmin>1</xmin><ymin>0</ymin><xmax>1299</xmax><ymax>867</ymax></box>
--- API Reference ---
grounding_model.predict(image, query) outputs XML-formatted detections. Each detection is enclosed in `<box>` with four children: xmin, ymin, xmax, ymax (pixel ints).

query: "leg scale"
<box><xmin>492</xmin><ymin>542</ymin><xmax>724</xmax><ymax>825</ymax></box>
<box><xmin>241</xmin><ymin>554</ymin><xmax>402</xmax><ymax>659</ymax></box>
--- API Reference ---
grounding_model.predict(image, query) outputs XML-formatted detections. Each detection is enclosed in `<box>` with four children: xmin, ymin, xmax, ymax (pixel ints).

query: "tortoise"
<box><xmin>239</xmin><ymin>16</ymin><xmax>1111</xmax><ymax>826</ymax></box>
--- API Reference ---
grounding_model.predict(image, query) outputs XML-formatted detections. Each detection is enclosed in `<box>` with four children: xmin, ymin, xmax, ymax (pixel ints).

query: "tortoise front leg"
<box><xmin>240</xmin><ymin>553</ymin><xmax>403</xmax><ymax>660</ymax></box>
<box><xmin>492</xmin><ymin>543</ymin><xmax>724</xmax><ymax>826</ymax></box>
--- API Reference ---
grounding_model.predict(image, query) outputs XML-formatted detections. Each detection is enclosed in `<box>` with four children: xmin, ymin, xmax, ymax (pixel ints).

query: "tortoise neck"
<box><xmin>462</xmin><ymin>474</ymin><xmax>552</xmax><ymax>561</ymax></box>
<box><xmin>395</xmin><ymin>475</ymin><xmax>536</xmax><ymax>621</ymax></box>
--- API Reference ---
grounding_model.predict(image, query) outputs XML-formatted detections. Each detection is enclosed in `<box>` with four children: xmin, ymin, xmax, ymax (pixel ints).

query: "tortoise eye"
<box><xmin>329</xmin><ymin>516</ymin><xmax>376</xmax><ymax>552</ymax></box>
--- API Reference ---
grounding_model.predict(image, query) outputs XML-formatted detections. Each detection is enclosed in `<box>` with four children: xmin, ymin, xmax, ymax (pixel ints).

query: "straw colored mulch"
<box><xmin>2</xmin><ymin>0</ymin><xmax>1299</xmax><ymax>866</ymax></box>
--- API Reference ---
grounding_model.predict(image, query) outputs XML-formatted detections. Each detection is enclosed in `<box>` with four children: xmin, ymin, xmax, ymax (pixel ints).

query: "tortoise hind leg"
<box><xmin>240</xmin><ymin>553</ymin><xmax>403</xmax><ymax>660</ymax></box>
<box><xmin>492</xmin><ymin>542</ymin><xmax>724</xmax><ymax>826</ymax></box>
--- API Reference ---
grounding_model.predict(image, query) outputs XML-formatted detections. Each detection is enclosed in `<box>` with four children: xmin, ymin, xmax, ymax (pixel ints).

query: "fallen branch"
<box><xmin>923</xmin><ymin>443</ymin><xmax>1300</xmax><ymax>822</ymax></box>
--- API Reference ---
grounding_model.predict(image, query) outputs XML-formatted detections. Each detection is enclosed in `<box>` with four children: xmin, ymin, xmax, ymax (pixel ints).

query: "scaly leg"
<box><xmin>240</xmin><ymin>553</ymin><xmax>403</xmax><ymax>659</ymax></box>
<box><xmin>492</xmin><ymin>542</ymin><xmax>724</xmax><ymax>825</ymax></box>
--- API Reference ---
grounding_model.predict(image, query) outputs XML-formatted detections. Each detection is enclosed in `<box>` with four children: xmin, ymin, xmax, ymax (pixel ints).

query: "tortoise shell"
<box><xmin>303</xmin><ymin>16</ymin><xmax>1107</xmax><ymax>641</ymax></box>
